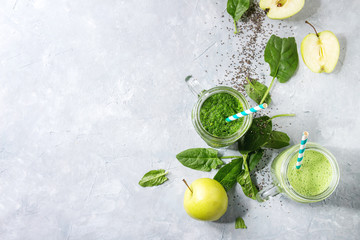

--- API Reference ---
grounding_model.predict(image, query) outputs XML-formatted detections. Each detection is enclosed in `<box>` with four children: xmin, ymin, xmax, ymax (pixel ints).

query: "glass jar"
<box><xmin>257</xmin><ymin>142</ymin><xmax>340</xmax><ymax>203</ymax></box>
<box><xmin>185</xmin><ymin>76</ymin><xmax>252</xmax><ymax>148</ymax></box>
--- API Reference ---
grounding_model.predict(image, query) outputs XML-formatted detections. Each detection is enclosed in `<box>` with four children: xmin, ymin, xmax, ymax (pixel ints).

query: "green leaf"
<box><xmin>176</xmin><ymin>148</ymin><xmax>223</xmax><ymax>172</ymax></box>
<box><xmin>235</xmin><ymin>216</ymin><xmax>247</xmax><ymax>229</ymax></box>
<box><xmin>238</xmin><ymin>116</ymin><xmax>272</xmax><ymax>154</ymax></box>
<box><xmin>237</xmin><ymin>155</ymin><xmax>258</xmax><ymax>200</ymax></box>
<box><xmin>264</xmin><ymin>35</ymin><xmax>299</xmax><ymax>83</ymax></box>
<box><xmin>245</xmin><ymin>78</ymin><xmax>272</xmax><ymax>105</ymax></box>
<box><xmin>227</xmin><ymin>0</ymin><xmax>250</xmax><ymax>33</ymax></box>
<box><xmin>227</xmin><ymin>0</ymin><xmax>250</xmax><ymax>22</ymax></box>
<box><xmin>138</xmin><ymin>169</ymin><xmax>168</xmax><ymax>187</ymax></box>
<box><xmin>263</xmin><ymin>130</ymin><xmax>290</xmax><ymax>149</ymax></box>
<box><xmin>214</xmin><ymin>158</ymin><xmax>243</xmax><ymax>192</ymax></box>
<box><xmin>247</xmin><ymin>149</ymin><xmax>264</xmax><ymax>172</ymax></box>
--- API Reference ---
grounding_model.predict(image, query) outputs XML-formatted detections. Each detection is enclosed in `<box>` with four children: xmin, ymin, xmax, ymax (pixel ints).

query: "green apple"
<box><xmin>183</xmin><ymin>178</ymin><xmax>228</xmax><ymax>221</ymax></box>
<box><xmin>301</xmin><ymin>21</ymin><xmax>340</xmax><ymax>73</ymax></box>
<box><xmin>259</xmin><ymin>0</ymin><xmax>305</xmax><ymax>19</ymax></box>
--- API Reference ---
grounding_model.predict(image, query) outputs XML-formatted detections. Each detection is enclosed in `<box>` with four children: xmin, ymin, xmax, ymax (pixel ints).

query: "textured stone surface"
<box><xmin>0</xmin><ymin>0</ymin><xmax>359</xmax><ymax>239</ymax></box>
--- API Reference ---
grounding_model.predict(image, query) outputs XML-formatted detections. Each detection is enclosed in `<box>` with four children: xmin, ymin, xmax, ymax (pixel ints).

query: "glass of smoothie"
<box><xmin>257</xmin><ymin>142</ymin><xmax>340</xmax><ymax>203</ymax></box>
<box><xmin>185</xmin><ymin>76</ymin><xmax>252</xmax><ymax>148</ymax></box>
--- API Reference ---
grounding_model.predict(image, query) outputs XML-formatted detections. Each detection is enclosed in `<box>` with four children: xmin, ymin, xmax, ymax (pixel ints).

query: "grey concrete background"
<box><xmin>0</xmin><ymin>0</ymin><xmax>359</xmax><ymax>239</ymax></box>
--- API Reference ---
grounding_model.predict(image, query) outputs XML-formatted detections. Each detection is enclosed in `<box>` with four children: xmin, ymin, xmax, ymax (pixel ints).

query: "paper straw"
<box><xmin>296</xmin><ymin>131</ymin><xmax>309</xmax><ymax>169</ymax></box>
<box><xmin>225</xmin><ymin>103</ymin><xmax>267</xmax><ymax>122</ymax></box>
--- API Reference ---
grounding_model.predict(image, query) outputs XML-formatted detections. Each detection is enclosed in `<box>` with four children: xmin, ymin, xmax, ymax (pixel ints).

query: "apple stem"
<box><xmin>182</xmin><ymin>179</ymin><xmax>193</xmax><ymax>194</ymax></box>
<box><xmin>305</xmin><ymin>21</ymin><xmax>319</xmax><ymax>37</ymax></box>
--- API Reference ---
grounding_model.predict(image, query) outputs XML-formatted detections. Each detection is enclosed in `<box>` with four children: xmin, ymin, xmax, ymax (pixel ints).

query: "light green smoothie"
<box><xmin>271</xmin><ymin>144</ymin><xmax>334</xmax><ymax>200</ymax></box>
<box><xmin>287</xmin><ymin>150</ymin><xmax>333</xmax><ymax>196</ymax></box>
<box><xmin>263</xmin><ymin>143</ymin><xmax>339</xmax><ymax>203</ymax></box>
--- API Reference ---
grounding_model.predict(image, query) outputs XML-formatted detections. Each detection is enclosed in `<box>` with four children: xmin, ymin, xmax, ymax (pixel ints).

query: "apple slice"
<box><xmin>259</xmin><ymin>0</ymin><xmax>305</xmax><ymax>19</ymax></box>
<box><xmin>301</xmin><ymin>21</ymin><xmax>340</xmax><ymax>73</ymax></box>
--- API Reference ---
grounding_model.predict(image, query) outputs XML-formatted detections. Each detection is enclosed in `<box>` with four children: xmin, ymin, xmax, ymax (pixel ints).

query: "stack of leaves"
<box><xmin>175</xmin><ymin>113</ymin><xmax>293</xmax><ymax>200</ymax></box>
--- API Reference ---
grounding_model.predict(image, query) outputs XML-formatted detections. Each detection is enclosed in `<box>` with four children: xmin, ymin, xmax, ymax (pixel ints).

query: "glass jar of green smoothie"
<box><xmin>185</xmin><ymin>76</ymin><xmax>252</xmax><ymax>148</ymax></box>
<box><xmin>257</xmin><ymin>142</ymin><xmax>340</xmax><ymax>203</ymax></box>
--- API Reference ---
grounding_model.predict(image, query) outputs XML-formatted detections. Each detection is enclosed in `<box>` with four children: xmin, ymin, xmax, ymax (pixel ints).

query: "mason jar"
<box><xmin>185</xmin><ymin>76</ymin><xmax>253</xmax><ymax>148</ymax></box>
<box><xmin>257</xmin><ymin>142</ymin><xmax>340</xmax><ymax>203</ymax></box>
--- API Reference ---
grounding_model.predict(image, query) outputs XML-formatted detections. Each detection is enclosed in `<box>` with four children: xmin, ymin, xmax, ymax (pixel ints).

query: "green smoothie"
<box><xmin>264</xmin><ymin>143</ymin><xmax>339</xmax><ymax>203</ymax></box>
<box><xmin>199</xmin><ymin>92</ymin><xmax>244</xmax><ymax>138</ymax></box>
<box><xmin>287</xmin><ymin>150</ymin><xmax>333</xmax><ymax>196</ymax></box>
<box><xmin>271</xmin><ymin>146</ymin><xmax>333</xmax><ymax>199</ymax></box>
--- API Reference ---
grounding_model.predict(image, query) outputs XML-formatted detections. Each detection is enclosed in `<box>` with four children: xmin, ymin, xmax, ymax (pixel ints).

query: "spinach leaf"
<box><xmin>237</xmin><ymin>155</ymin><xmax>258</xmax><ymax>200</ymax></box>
<box><xmin>245</xmin><ymin>78</ymin><xmax>271</xmax><ymax>105</ymax></box>
<box><xmin>263</xmin><ymin>130</ymin><xmax>290</xmax><ymax>149</ymax></box>
<box><xmin>264</xmin><ymin>35</ymin><xmax>299</xmax><ymax>83</ymax></box>
<box><xmin>237</xmin><ymin>170</ymin><xmax>258</xmax><ymax>200</ymax></box>
<box><xmin>227</xmin><ymin>0</ymin><xmax>250</xmax><ymax>34</ymax></box>
<box><xmin>260</xmin><ymin>35</ymin><xmax>299</xmax><ymax>104</ymax></box>
<box><xmin>235</xmin><ymin>216</ymin><xmax>247</xmax><ymax>229</ymax></box>
<box><xmin>214</xmin><ymin>158</ymin><xmax>243</xmax><ymax>192</ymax></box>
<box><xmin>238</xmin><ymin>116</ymin><xmax>272</xmax><ymax>154</ymax></box>
<box><xmin>247</xmin><ymin>149</ymin><xmax>264</xmax><ymax>172</ymax></box>
<box><xmin>176</xmin><ymin>148</ymin><xmax>223</xmax><ymax>172</ymax></box>
<box><xmin>139</xmin><ymin>169</ymin><xmax>168</xmax><ymax>187</ymax></box>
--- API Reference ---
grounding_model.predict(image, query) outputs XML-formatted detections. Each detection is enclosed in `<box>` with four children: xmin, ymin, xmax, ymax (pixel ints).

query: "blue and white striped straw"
<box><xmin>225</xmin><ymin>103</ymin><xmax>267</xmax><ymax>122</ymax></box>
<box><xmin>296</xmin><ymin>131</ymin><xmax>309</xmax><ymax>169</ymax></box>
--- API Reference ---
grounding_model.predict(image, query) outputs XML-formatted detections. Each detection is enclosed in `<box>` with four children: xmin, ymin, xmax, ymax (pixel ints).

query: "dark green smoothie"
<box><xmin>200</xmin><ymin>92</ymin><xmax>244</xmax><ymax>137</ymax></box>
